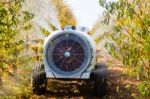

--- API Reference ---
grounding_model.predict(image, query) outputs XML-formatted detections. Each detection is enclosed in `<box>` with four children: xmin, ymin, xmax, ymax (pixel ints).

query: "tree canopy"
<box><xmin>99</xmin><ymin>0</ymin><xmax>150</xmax><ymax>96</ymax></box>
<box><xmin>0</xmin><ymin>0</ymin><xmax>77</xmax><ymax>97</ymax></box>
<box><xmin>53</xmin><ymin>0</ymin><xmax>76</xmax><ymax>28</ymax></box>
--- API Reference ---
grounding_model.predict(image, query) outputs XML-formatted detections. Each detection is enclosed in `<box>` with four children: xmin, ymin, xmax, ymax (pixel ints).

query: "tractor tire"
<box><xmin>91</xmin><ymin>63</ymin><xmax>108</xmax><ymax>97</ymax></box>
<box><xmin>31</xmin><ymin>63</ymin><xmax>47</xmax><ymax>95</ymax></box>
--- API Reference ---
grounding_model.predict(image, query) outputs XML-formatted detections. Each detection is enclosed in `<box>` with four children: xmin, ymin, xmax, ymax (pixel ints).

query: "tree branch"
<box><xmin>0</xmin><ymin>59</ymin><xmax>15</xmax><ymax>77</ymax></box>
<box><xmin>0</xmin><ymin>66</ymin><xmax>14</xmax><ymax>77</ymax></box>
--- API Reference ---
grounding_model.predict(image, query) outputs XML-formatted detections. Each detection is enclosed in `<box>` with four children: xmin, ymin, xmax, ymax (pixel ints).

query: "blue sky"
<box><xmin>64</xmin><ymin>0</ymin><xmax>104</xmax><ymax>30</ymax></box>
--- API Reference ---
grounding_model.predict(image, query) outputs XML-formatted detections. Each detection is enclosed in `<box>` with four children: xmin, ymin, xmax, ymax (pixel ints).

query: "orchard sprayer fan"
<box><xmin>31</xmin><ymin>26</ymin><xmax>108</xmax><ymax>97</ymax></box>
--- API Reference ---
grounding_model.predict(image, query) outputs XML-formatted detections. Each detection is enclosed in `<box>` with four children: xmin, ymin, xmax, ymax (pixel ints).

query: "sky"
<box><xmin>64</xmin><ymin>0</ymin><xmax>104</xmax><ymax>30</ymax></box>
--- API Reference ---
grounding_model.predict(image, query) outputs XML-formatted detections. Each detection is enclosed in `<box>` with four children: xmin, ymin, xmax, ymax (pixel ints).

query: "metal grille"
<box><xmin>52</xmin><ymin>39</ymin><xmax>85</xmax><ymax>72</ymax></box>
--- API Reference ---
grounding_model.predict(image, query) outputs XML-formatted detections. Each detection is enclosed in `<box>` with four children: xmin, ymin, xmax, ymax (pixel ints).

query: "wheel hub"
<box><xmin>64</xmin><ymin>51</ymin><xmax>70</xmax><ymax>57</ymax></box>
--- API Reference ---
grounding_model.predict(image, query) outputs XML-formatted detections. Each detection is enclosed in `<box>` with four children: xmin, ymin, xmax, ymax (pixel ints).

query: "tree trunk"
<box><xmin>26</xmin><ymin>34</ymin><xmax>29</xmax><ymax>53</ymax></box>
<box><xmin>13</xmin><ymin>51</ymin><xmax>18</xmax><ymax>80</ymax></box>
<box><xmin>0</xmin><ymin>70</ymin><xmax>3</xmax><ymax>89</ymax></box>
<box><xmin>13</xmin><ymin>65</ymin><xmax>17</xmax><ymax>80</ymax></box>
<box><xmin>35</xmin><ymin>47</ymin><xmax>40</xmax><ymax>62</ymax></box>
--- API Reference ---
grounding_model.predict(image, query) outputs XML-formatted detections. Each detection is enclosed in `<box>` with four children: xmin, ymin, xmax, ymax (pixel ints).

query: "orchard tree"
<box><xmin>99</xmin><ymin>0</ymin><xmax>150</xmax><ymax>96</ymax></box>
<box><xmin>0</xmin><ymin>0</ymin><xmax>33</xmax><ymax>84</ymax></box>
<box><xmin>53</xmin><ymin>0</ymin><xmax>76</xmax><ymax>28</ymax></box>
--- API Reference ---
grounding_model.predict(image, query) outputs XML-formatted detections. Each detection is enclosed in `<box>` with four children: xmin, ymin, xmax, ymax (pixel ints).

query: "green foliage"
<box><xmin>138</xmin><ymin>81</ymin><xmax>150</xmax><ymax>96</ymax></box>
<box><xmin>99</xmin><ymin>0</ymin><xmax>150</xmax><ymax>78</ymax></box>
<box><xmin>99</xmin><ymin>0</ymin><xmax>150</xmax><ymax>96</ymax></box>
<box><xmin>0</xmin><ymin>0</ymin><xmax>33</xmax><ymax>76</ymax></box>
<box><xmin>53</xmin><ymin>0</ymin><xmax>76</xmax><ymax>28</ymax></box>
<box><xmin>0</xmin><ymin>0</ymin><xmax>76</xmax><ymax>97</ymax></box>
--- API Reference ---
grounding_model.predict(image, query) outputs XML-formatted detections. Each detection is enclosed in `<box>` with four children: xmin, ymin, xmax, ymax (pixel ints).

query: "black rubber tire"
<box><xmin>91</xmin><ymin>63</ymin><xmax>108</xmax><ymax>97</ymax></box>
<box><xmin>31</xmin><ymin>63</ymin><xmax>47</xmax><ymax>95</ymax></box>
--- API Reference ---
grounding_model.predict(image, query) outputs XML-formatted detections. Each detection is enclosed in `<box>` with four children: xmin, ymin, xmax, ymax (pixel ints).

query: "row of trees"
<box><xmin>0</xmin><ymin>0</ymin><xmax>33</xmax><ymax>86</ymax></box>
<box><xmin>98</xmin><ymin>0</ymin><xmax>150</xmax><ymax>96</ymax></box>
<box><xmin>53</xmin><ymin>0</ymin><xmax>76</xmax><ymax>28</ymax></box>
<box><xmin>0</xmin><ymin>0</ymin><xmax>76</xmax><ymax>97</ymax></box>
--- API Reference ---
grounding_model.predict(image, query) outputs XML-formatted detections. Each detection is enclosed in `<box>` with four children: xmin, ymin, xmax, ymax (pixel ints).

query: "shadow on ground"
<box><xmin>31</xmin><ymin>65</ymin><xmax>139</xmax><ymax>99</ymax></box>
<box><xmin>33</xmin><ymin>79</ymin><xmax>99</xmax><ymax>99</ymax></box>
